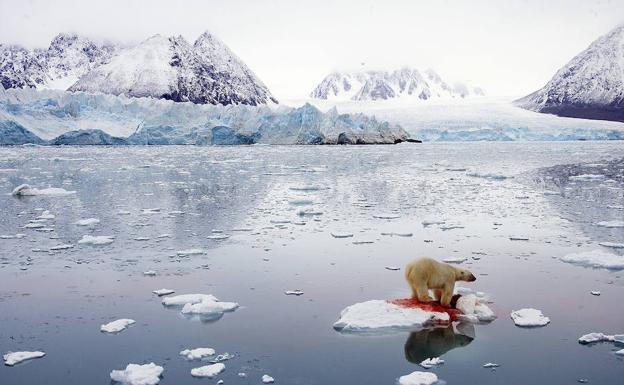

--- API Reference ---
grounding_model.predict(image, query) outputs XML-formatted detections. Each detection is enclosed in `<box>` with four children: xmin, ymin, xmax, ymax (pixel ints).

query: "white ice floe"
<box><xmin>422</xmin><ymin>219</ymin><xmax>445</xmax><ymax>226</ymax></box>
<box><xmin>419</xmin><ymin>357</ymin><xmax>444</xmax><ymax>369</ymax></box>
<box><xmin>176</xmin><ymin>248</ymin><xmax>206</xmax><ymax>256</ymax></box>
<box><xmin>207</xmin><ymin>234</ymin><xmax>229</xmax><ymax>240</ymax></box>
<box><xmin>596</xmin><ymin>220</ymin><xmax>624</xmax><ymax>228</ymax></box>
<box><xmin>162</xmin><ymin>294</ymin><xmax>218</xmax><ymax>306</ymax></box>
<box><xmin>11</xmin><ymin>184</ymin><xmax>76</xmax><ymax>196</ymax></box>
<box><xmin>578</xmin><ymin>332</ymin><xmax>624</xmax><ymax>344</ymax></box>
<box><xmin>483</xmin><ymin>363</ymin><xmax>500</xmax><ymax>368</ymax></box>
<box><xmin>143</xmin><ymin>271</ymin><xmax>156</xmax><ymax>276</ymax></box>
<box><xmin>78</xmin><ymin>235</ymin><xmax>114</xmax><ymax>245</ymax></box>
<box><xmin>442</xmin><ymin>257</ymin><xmax>467</xmax><ymax>264</ymax></box>
<box><xmin>110</xmin><ymin>363</ymin><xmax>163</xmax><ymax>385</ymax></box>
<box><xmin>180</xmin><ymin>348</ymin><xmax>215</xmax><ymax>360</ymax></box>
<box><xmin>455</xmin><ymin>294</ymin><xmax>496</xmax><ymax>323</ymax></box>
<box><xmin>75</xmin><ymin>218</ymin><xmax>100</xmax><ymax>226</ymax></box>
<box><xmin>509</xmin><ymin>236</ymin><xmax>529</xmax><ymax>241</ymax></box>
<box><xmin>333</xmin><ymin>300</ymin><xmax>449</xmax><ymax>333</ymax></box>
<box><xmin>191</xmin><ymin>363</ymin><xmax>225</xmax><ymax>378</ymax></box>
<box><xmin>101</xmin><ymin>318</ymin><xmax>136</xmax><ymax>333</ymax></box>
<box><xmin>262</xmin><ymin>374</ymin><xmax>275</xmax><ymax>383</ymax></box>
<box><xmin>284</xmin><ymin>290</ymin><xmax>304</xmax><ymax>296</ymax></box>
<box><xmin>37</xmin><ymin>210</ymin><xmax>55</xmax><ymax>220</ymax></box>
<box><xmin>590</xmin><ymin>291</ymin><xmax>601</xmax><ymax>296</ymax></box>
<box><xmin>152</xmin><ymin>289</ymin><xmax>175</xmax><ymax>296</ymax></box>
<box><xmin>560</xmin><ymin>250</ymin><xmax>624</xmax><ymax>270</ymax></box>
<box><xmin>398</xmin><ymin>371</ymin><xmax>439</xmax><ymax>385</ymax></box>
<box><xmin>466</xmin><ymin>171</ymin><xmax>509</xmax><ymax>180</ymax></box>
<box><xmin>598</xmin><ymin>242</ymin><xmax>624</xmax><ymax>248</ymax></box>
<box><xmin>510</xmin><ymin>308</ymin><xmax>550</xmax><ymax>327</ymax></box>
<box><xmin>331</xmin><ymin>232</ymin><xmax>354</xmax><ymax>238</ymax></box>
<box><xmin>181</xmin><ymin>298</ymin><xmax>239</xmax><ymax>316</ymax></box>
<box><xmin>385</xmin><ymin>266</ymin><xmax>401</xmax><ymax>271</ymax></box>
<box><xmin>3</xmin><ymin>351</ymin><xmax>45</xmax><ymax>366</ymax></box>
<box><xmin>373</xmin><ymin>214</ymin><xmax>400</xmax><ymax>219</ymax></box>
<box><xmin>616</xmin><ymin>349</ymin><xmax>624</xmax><ymax>356</ymax></box>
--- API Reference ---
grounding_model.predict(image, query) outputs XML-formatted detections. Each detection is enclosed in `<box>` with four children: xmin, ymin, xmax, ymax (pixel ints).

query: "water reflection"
<box><xmin>404</xmin><ymin>323</ymin><xmax>475</xmax><ymax>364</ymax></box>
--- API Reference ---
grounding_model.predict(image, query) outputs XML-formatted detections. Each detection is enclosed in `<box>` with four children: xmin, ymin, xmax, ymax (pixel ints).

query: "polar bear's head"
<box><xmin>454</xmin><ymin>267</ymin><xmax>477</xmax><ymax>282</ymax></box>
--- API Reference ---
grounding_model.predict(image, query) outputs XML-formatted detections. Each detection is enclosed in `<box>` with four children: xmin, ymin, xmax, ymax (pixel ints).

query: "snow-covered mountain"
<box><xmin>310</xmin><ymin>68</ymin><xmax>484</xmax><ymax>101</ymax></box>
<box><xmin>515</xmin><ymin>24</ymin><xmax>624</xmax><ymax>122</ymax></box>
<box><xmin>70</xmin><ymin>32</ymin><xmax>277</xmax><ymax>106</ymax></box>
<box><xmin>0</xmin><ymin>33</ymin><xmax>116</xmax><ymax>90</ymax></box>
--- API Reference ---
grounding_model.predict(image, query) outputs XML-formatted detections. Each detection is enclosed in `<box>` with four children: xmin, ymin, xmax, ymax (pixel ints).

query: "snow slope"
<box><xmin>311</xmin><ymin>67</ymin><xmax>484</xmax><ymax>101</ymax></box>
<box><xmin>516</xmin><ymin>24</ymin><xmax>624</xmax><ymax>122</ymax></box>
<box><xmin>70</xmin><ymin>32</ymin><xmax>277</xmax><ymax>106</ymax></box>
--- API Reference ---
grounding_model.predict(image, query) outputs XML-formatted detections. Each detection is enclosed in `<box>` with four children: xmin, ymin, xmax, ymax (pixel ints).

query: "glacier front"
<box><xmin>0</xmin><ymin>88</ymin><xmax>409</xmax><ymax>145</ymax></box>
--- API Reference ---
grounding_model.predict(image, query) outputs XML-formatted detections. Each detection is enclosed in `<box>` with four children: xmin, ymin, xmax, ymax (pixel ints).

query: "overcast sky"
<box><xmin>1</xmin><ymin>0</ymin><xmax>623</xmax><ymax>99</ymax></box>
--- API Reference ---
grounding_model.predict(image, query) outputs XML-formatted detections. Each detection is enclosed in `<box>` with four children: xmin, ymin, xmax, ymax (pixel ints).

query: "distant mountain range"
<box><xmin>310</xmin><ymin>68</ymin><xmax>484</xmax><ymax>101</ymax></box>
<box><xmin>0</xmin><ymin>32</ymin><xmax>277</xmax><ymax>106</ymax></box>
<box><xmin>516</xmin><ymin>24</ymin><xmax>624</xmax><ymax>122</ymax></box>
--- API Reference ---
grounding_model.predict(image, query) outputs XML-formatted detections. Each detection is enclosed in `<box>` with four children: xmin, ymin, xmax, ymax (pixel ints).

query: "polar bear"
<box><xmin>405</xmin><ymin>257</ymin><xmax>476</xmax><ymax>307</ymax></box>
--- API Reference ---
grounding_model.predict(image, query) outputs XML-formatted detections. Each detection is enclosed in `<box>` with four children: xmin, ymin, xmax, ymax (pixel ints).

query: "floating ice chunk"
<box><xmin>176</xmin><ymin>248</ymin><xmax>206</xmax><ymax>256</ymax></box>
<box><xmin>288</xmin><ymin>199</ymin><xmax>314</xmax><ymax>206</ymax></box>
<box><xmin>207</xmin><ymin>234</ymin><xmax>230</xmax><ymax>240</ymax></box>
<box><xmin>78</xmin><ymin>235</ymin><xmax>114</xmax><ymax>245</ymax></box>
<box><xmin>49</xmin><ymin>243</ymin><xmax>74</xmax><ymax>251</ymax></box>
<box><xmin>297</xmin><ymin>209</ymin><xmax>322</xmax><ymax>216</ymax></box>
<box><xmin>101</xmin><ymin>318</ymin><xmax>136</xmax><ymax>333</ymax></box>
<box><xmin>570</xmin><ymin>174</ymin><xmax>605</xmax><ymax>180</ymax></box>
<box><xmin>466</xmin><ymin>171</ymin><xmax>509</xmax><ymax>180</ymax></box>
<box><xmin>385</xmin><ymin>266</ymin><xmax>401</xmax><ymax>271</ymax></box>
<box><xmin>590</xmin><ymin>291</ymin><xmax>601</xmax><ymax>296</ymax></box>
<box><xmin>398</xmin><ymin>371</ymin><xmax>439</xmax><ymax>385</ymax></box>
<box><xmin>333</xmin><ymin>300</ymin><xmax>449</xmax><ymax>333</ymax></box>
<box><xmin>510</xmin><ymin>308</ymin><xmax>550</xmax><ymax>327</ymax></box>
<box><xmin>180</xmin><ymin>348</ymin><xmax>216</xmax><ymax>360</ymax></box>
<box><xmin>578</xmin><ymin>332</ymin><xmax>624</xmax><ymax>344</ymax></box>
<box><xmin>381</xmin><ymin>232</ymin><xmax>413</xmax><ymax>237</ymax></box>
<box><xmin>143</xmin><ymin>271</ymin><xmax>156</xmax><ymax>276</ymax></box>
<box><xmin>289</xmin><ymin>186</ymin><xmax>326</xmax><ymax>191</ymax></box>
<box><xmin>152</xmin><ymin>289</ymin><xmax>175</xmax><ymax>296</ymax></box>
<box><xmin>560</xmin><ymin>250</ymin><xmax>624</xmax><ymax>270</ymax></box>
<box><xmin>12</xmin><ymin>184</ymin><xmax>76</xmax><ymax>196</ymax></box>
<box><xmin>24</xmin><ymin>223</ymin><xmax>45</xmax><ymax>229</ymax></box>
<box><xmin>598</xmin><ymin>242</ymin><xmax>624</xmax><ymax>248</ymax></box>
<box><xmin>262</xmin><ymin>374</ymin><xmax>275</xmax><ymax>383</ymax></box>
<box><xmin>422</xmin><ymin>219</ymin><xmax>445</xmax><ymax>226</ymax></box>
<box><xmin>456</xmin><ymin>294</ymin><xmax>496</xmax><ymax>323</ymax></box>
<box><xmin>181</xmin><ymin>298</ymin><xmax>239</xmax><ymax>315</ymax></box>
<box><xmin>110</xmin><ymin>363</ymin><xmax>163</xmax><ymax>385</ymax></box>
<box><xmin>75</xmin><ymin>218</ymin><xmax>100</xmax><ymax>226</ymax></box>
<box><xmin>616</xmin><ymin>349</ymin><xmax>624</xmax><ymax>356</ymax></box>
<box><xmin>483</xmin><ymin>363</ymin><xmax>500</xmax><ymax>368</ymax></box>
<box><xmin>140</xmin><ymin>208</ymin><xmax>161</xmax><ymax>215</ymax></box>
<box><xmin>285</xmin><ymin>290</ymin><xmax>304</xmax><ymax>296</ymax></box>
<box><xmin>331</xmin><ymin>232</ymin><xmax>353</xmax><ymax>238</ymax></box>
<box><xmin>373</xmin><ymin>214</ymin><xmax>400</xmax><ymax>219</ymax></box>
<box><xmin>509</xmin><ymin>236</ymin><xmax>529</xmax><ymax>241</ymax></box>
<box><xmin>3</xmin><ymin>351</ymin><xmax>45</xmax><ymax>366</ymax></box>
<box><xmin>596</xmin><ymin>220</ymin><xmax>624</xmax><ymax>228</ymax></box>
<box><xmin>210</xmin><ymin>353</ymin><xmax>234</xmax><ymax>363</ymax></box>
<box><xmin>162</xmin><ymin>294</ymin><xmax>218</xmax><ymax>306</ymax></box>
<box><xmin>419</xmin><ymin>357</ymin><xmax>444</xmax><ymax>369</ymax></box>
<box><xmin>191</xmin><ymin>363</ymin><xmax>225</xmax><ymax>378</ymax></box>
<box><xmin>443</xmin><ymin>257</ymin><xmax>467</xmax><ymax>264</ymax></box>
<box><xmin>37</xmin><ymin>210</ymin><xmax>55</xmax><ymax>220</ymax></box>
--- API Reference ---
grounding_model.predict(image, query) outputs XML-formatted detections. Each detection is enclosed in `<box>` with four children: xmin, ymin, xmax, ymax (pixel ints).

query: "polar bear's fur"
<box><xmin>405</xmin><ymin>257</ymin><xmax>476</xmax><ymax>307</ymax></box>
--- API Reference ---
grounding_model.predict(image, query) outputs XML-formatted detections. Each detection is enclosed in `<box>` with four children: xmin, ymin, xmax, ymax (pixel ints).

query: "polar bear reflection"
<box><xmin>404</xmin><ymin>323</ymin><xmax>475</xmax><ymax>364</ymax></box>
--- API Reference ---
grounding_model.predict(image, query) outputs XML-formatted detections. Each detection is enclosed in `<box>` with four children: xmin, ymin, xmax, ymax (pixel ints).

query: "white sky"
<box><xmin>1</xmin><ymin>0</ymin><xmax>623</xmax><ymax>99</ymax></box>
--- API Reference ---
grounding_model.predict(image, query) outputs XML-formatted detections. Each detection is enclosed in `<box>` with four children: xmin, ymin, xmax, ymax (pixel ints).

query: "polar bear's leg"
<box><xmin>432</xmin><ymin>289</ymin><xmax>442</xmax><ymax>301</ymax></box>
<box><xmin>440</xmin><ymin>283</ymin><xmax>454</xmax><ymax>307</ymax></box>
<box><xmin>416</xmin><ymin>283</ymin><xmax>433</xmax><ymax>302</ymax></box>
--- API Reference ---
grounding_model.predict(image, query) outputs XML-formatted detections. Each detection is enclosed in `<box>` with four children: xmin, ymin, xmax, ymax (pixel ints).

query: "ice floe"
<box><xmin>590</xmin><ymin>291</ymin><xmax>601</xmax><ymax>296</ymax></box>
<box><xmin>49</xmin><ymin>243</ymin><xmax>74</xmax><ymax>251</ymax></box>
<box><xmin>442</xmin><ymin>257</ymin><xmax>467</xmax><ymax>264</ymax></box>
<box><xmin>398</xmin><ymin>371</ymin><xmax>439</xmax><ymax>385</ymax></box>
<box><xmin>598</xmin><ymin>242</ymin><xmax>624</xmax><ymax>249</ymax></box>
<box><xmin>101</xmin><ymin>318</ymin><xmax>136</xmax><ymax>333</ymax></box>
<box><xmin>455</xmin><ymin>294</ymin><xmax>496</xmax><ymax>323</ymax></box>
<box><xmin>578</xmin><ymin>332</ymin><xmax>624</xmax><ymax>344</ymax></box>
<box><xmin>191</xmin><ymin>363</ymin><xmax>225</xmax><ymax>378</ymax></box>
<box><xmin>331</xmin><ymin>232</ymin><xmax>354</xmax><ymax>238</ymax></box>
<box><xmin>560</xmin><ymin>250</ymin><xmax>624</xmax><ymax>270</ymax></box>
<box><xmin>152</xmin><ymin>289</ymin><xmax>175</xmax><ymax>296</ymax></box>
<box><xmin>75</xmin><ymin>218</ymin><xmax>100</xmax><ymax>226</ymax></box>
<box><xmin>78</xmin><ymin>235</ymin><xmax>114</xmax><ymax>245</ymax></box>
<box><xmin>262</xmin><ymin>374</ymin><xmax>275</xmax><ymax>383</ymax></box>
<box><xmin>11</xmin><ymin>184</ymin><xmax>76</xmax><ymax>196</ymax></box>
<box><xmin>466</xmin><ymin>171</ymin><xmax>509</xmax><ymax>180</ymax></box>
<box><xmin>595</xmin><ymin>220</ymin><xmax>624</xmax><ymax>228</ymax></box>
<box><xmin>181</xmin><ymin>298</ymin><xmax>239</xmax><ymax>316</ymax></box>
<box><xmin>162</xmin><ymin>294</ymin><xmax>218</xmax><ymax>306</ymax></box>
<box><xmin>110</xmin><ymin>363</ymin><xmax>163</xmax><ymax>385</ymax></box>
<box><xmin>176</xmin><ymin>248</ymin><xmax>206</xmax><ymax>256</ymax></box>
<box><xmin>419</xmin><ymin>357</ymin><xmax>444</xmax><ymax>369</ymax></box>
<box><xmin>373</xmin><ymin>214</ymin><xmax>400</xmax><ymax>219</ymax></box>
<box><xmin>143</xmin><ymin>270</ymin><xmax>156</xmax><ymax>276</ymax></box>
<box><xmin>483</xmin><ymin>362</ymin><xmax>500</xmax><ymax>368</ymax></box>
<box><xmin>3</xmin><ymin>351</ymin><xmax>45</xmax><ymax>366</ymax></box>
<box><xmin>510</xmin><ymin>308</ymin><xmax>550</xmax><ymax>327</ymax></box>
<box><xmin>180</xmin><ymin>348</ymin><xmax>215</xmax><ymax>360</ymax></box>
<box><xmin>284</xmin><ymin>290</ymin><xmax>304</xmax><ymax>296</ymax></box>
<box><xmin>36</xmin><ymin>210</ymin><xmax>55</xmax><ymax>220</ymax></box>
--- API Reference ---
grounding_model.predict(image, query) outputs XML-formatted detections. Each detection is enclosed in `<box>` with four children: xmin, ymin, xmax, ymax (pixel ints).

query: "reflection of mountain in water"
<box><xmin>404</xmin><ymin>323</ymin><xmax>475</xmax><ymax>364</ymax></box>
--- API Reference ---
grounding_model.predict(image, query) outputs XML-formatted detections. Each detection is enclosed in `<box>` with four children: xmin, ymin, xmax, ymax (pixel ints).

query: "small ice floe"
<box><xmin>156</xmin><ymin>234</ymin><xmax>171</xmax><ymax>239</ymax></box>
<box><xmin>176</xmin><ymin>248</ymin><xmax>206</xmax><ymax>256</ymax></box>
<box><xmin>510</xmin><ymin>308</ymin><xmax>550</xmax><ymax>327</ymax></box>
<box><xmin>153</xmin><ymin>289</ymin><xmax>175</xmax><ymax>296</ymax></box>
<box><xmin>110</xmin><ymin>363</ymin><xmax>163</xmax><ymax>385</ymax></box>
<box><xmin>422</xmin><ymin>219</ymin><xmax>445</xmax><ymax>227</ymax></box>
<box><xmin>284</xmin><ymin>290</ymin><xmax>304</xmax><ymax>296</ymax></box>
<box><xmin>439</xmin><ymin>224</ymin><xmax>464</xmax><ymax>231</ymax></box>
<box><xmin>455</xmin><ymin>294</ymin><xmax>496</xmax><ymax>323</ymax></box>
<box><xmin>595</xmin><ymin>220</ymin><xmax>624</xmax><ymax>228</ymax></box>
<box><xmin>560</xmin><ymin>250</ymin><xmax>624</xmax><ymax>270</ymax></box>
<box><xmin>288</xmin><ymin>199</ymin><xmax>314</xmax><ymax>206</ymax></box>
<box><xmin>143</xmin><ymin>271</ymin><xmax>157</xmax><ymax>276</ymax></box>
<box><xmin>3</xmin><ymin>351</ymin><xmax>45</xmax><ymax>366</ymax></box>
<box><xmin>466</xmin><ymin>171</ymin><xmax>508</xmax><ymax>180</ymax></box>
<box><xmin>331</xmin><ymin>232</ymin><xmax>353</xmax><ymax>238</ymax></box>
<box><xmin>12</xmin><ymin>184</ymin><xmax>76</xmax><ymax>197</ymax></box>
<box><xmin>101</xmin><ymin>318</ymin><xmax>136</xmax><ymax>333</ymax></box>
<box><xmin>210</xmin><ymin>353</ymin><xmax>234</xmax><ymax>363</ymax></box>
<box><xmin>289</xmin><ymin>185</ymin><xmax>325</xmax><ymax>191</ymax></box>
<box><xmin>333</xmin><ymin>300</ymin><xmax>450</xmax><ymax>333</ymax></box>
<box><xmin>134</xmin><ymin>237</ymin><xmax>150</xmax><ymax>241</ymax></box>
<box><xmin>37</xmin><ymin>210</ymin><xmax>55</xmax><ymax>220</ymax></box>
<box><xmin>191</xmin><ymin>363</ymin><xmax>225</xmax><ymax>378</ymax></box>
<box><xmin>385</xmin><ymin>266</ymin><xmax>401</xmax><ymax>271</ymax></box>
<box><xmin>509</xmin><ymin>236</ymin><xmax>529</xmax><ymax>241</ymax></box>
<box><xmin>78</xmin><ymin>235</ymin><xmax>114</xmax><ymax>246</ymax></box>
<box><xmin>373</xmin><ymin>214</ymin><xmax>400</xmax><ymax>220</ymax></box>
<box><xmin>162</xmin><ymin>294</ymin><xmax>217</xmax><ymax>306</ymax></box>
<box><xmin>75</xmin><ymin>218</ymin><xmax>100</xmax><ymax>226</ymax></box>
<box><xmin>381</xmin><ymin>232</ymin><xmax>413</xmax><ymax>237</ymax></box>
<box><xmin>598</xmin><ymin>242</ymin><xmax>624</xmax><ymax>249</ymax></box>
<box><xmin>483</xmin><ymin>362</ymin><xmax>500</xmax><ymax>368</ymax></box>
<box><xmin>419</xmin><ymin>357</ymin><xmax>444</xmax><ymax>369</ymax></box>
<box><xmin>262</xmin><ymin>374</ymin><xmax>275</xmax><ymax>383</ymax></box>
<box><xmin>398</xmin><ymin>371</ymin><xmax>439</xmax><ymax>385</ymax></box>
<box><xmin>180</xmin><ymin>348</ymin><xmax>215</xmax><ymax>360</ymax></box>
<box><xmin>140</xmin><ymin>208</ymin><xmax>161</xmax><ymax>215</ymax></box>
<box><xmin>578</xmin><ymin>332</ymin><xmax>624</xmax><ymax>344</ymax></box>
<box><xmin>442</xmin><ymin>257</ymin><xmax>467</xmax><ymax>264</ymax></box>
<box><xmin>590</xmin><ymin>291</ymin><xmax>601</xmax><ymax>296</ymax></box>
<box><xmin>181</xmin><ymin>298</ymin><xmax>239</xmax><ymax>316</ymax></box>
<box><xmin>270</xmin><ymin>219</ymin><xmax>290</xmax><ymax>224</ymax></box>
<box><xmin>207</xmin><ymin>234</ymin><xmax>230</xmax><ymax>240</ymax></box>
<box><xmin>616</xmin><ymin>349</ymin><xmax>624</xmax><ymax>356</ymax></box>
<box><xmin>24</xmin><ymin>222</ymin><xmax>45</xmax><ymax>229</ymax></box>
<box><xmin>49</xmin><ymin>243</ymin><xmax>74</xmax><ymax>251</ymax></box>
<box><xmin>297</xmin><ymin>209</ymin><xmax>322</xmax><ymax>216</ymax></box>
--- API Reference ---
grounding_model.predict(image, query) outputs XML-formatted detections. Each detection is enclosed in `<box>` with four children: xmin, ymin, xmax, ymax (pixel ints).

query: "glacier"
<box><xmin>0</xmin><ymin>87</ymin><xmax>408</xmax><ymax>145</ymax></box>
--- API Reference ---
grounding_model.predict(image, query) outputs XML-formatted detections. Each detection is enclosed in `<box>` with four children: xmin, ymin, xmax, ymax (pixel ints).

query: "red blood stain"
<box><xmin>388</xmin><ymin>297</ymin><xmax>462</xmax><ymax>322</ymax></box>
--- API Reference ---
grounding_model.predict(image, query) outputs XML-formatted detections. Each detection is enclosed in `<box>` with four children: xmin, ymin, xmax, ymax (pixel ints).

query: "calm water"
<box><xmin>0</xmin><ymin>142</ymin><xmax>623</xmax><ymax>385</ymax></box>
